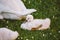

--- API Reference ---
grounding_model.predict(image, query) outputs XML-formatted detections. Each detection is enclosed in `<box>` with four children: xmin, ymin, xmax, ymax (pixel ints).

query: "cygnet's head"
<box><xmin>26</xmin><ymin>15</ymin><xmax>33</xmax><ymax>22</ymax></box>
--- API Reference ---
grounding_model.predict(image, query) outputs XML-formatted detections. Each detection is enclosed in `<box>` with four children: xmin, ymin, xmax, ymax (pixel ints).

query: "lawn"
<box><xmin>0</xmin><ymin>0</ymin><xmax>60</xmax><ymax>40</ymax></box>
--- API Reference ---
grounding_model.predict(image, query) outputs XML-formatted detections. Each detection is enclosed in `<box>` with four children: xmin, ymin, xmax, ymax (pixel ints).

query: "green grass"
<box><xmin>0</xmin><ymin>0</ymin><xmax>60</xmax><ymax>40</ymax></box>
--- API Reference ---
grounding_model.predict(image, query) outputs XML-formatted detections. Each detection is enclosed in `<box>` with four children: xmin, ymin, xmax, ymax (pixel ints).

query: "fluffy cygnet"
<box><xmin>21</xmin><ymin>15</ymin><xmax>51</xmax><ymax>30</ymax></box>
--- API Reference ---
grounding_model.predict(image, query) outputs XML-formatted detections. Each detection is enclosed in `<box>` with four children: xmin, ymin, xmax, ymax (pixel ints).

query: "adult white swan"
<box><xmin>0</xmin><ymin>0</ymin><xmax>36</xmax><ymax>20</ymax></box>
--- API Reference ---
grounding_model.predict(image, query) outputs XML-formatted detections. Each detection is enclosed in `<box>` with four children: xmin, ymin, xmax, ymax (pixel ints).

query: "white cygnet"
<box><xmin>21</xmin><ymin>15</ymin><xmax>51</xmax><ymax>30</ymax></box>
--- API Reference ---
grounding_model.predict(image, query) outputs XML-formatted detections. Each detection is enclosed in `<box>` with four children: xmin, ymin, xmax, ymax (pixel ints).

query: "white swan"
<box><xmin>21</xmin><ymin>15</ymin><xmax>51</xmax><ymax>30</ymax></box>
<box><xmin>0</xmin><ymin>0</ymin><xmax>36</xmax><ymax>20</ymax></box>
<box><xmin>0</xmin><ymin>28</ymin><xmax>19</xmax><ymax>40</ymax></box>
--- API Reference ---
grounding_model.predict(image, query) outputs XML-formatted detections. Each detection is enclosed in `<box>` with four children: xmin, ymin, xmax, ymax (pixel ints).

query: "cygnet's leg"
<box><xmin>31</xmin><ymin>25</ymin><xmax>42</xmax><ymax>30</ymax></box>
<box><xmin>38</xmin><ymin>22</ymin><xmax>50</xmax><ymax>30</ymax></box>
<box><xmin>38</xmin><ymin>25</ymin><xmax>48</xmax><ymax>30</ymax></box>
